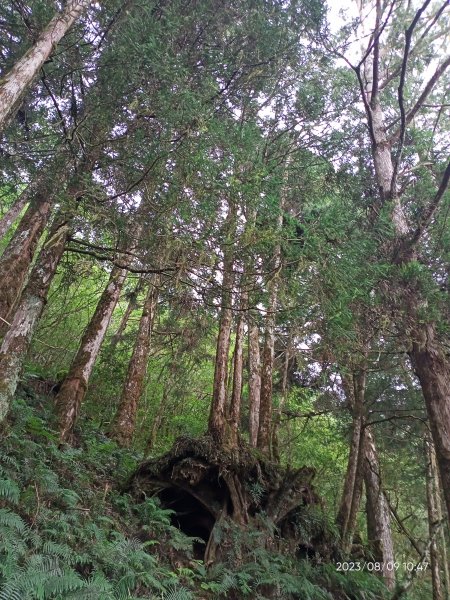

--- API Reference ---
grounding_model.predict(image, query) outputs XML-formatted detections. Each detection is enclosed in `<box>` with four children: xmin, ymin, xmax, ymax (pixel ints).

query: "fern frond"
<box><xmin>0</xmin><ymin>480</ymin><xmax>20</xmax><ymax>505</ymax></box>
<box><xmin>162</xmin><ymin>585</ymin><xmax>194</xmax><ymax>600</ymax></box>
<box><xmin>0</xmin><ymin>509</ymin><xmax>26</xmax><ymax>533</ymax></box>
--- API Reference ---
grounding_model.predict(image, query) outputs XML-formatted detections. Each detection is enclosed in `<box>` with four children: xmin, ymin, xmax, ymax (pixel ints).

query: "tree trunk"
<box><xmin>0</xmin><ymin>151</ymin><xmax>95</xmax><ymax>334</ymax></box>
<box><xmin>112</xmin><ymin>278</ymin><xmax>159</xmax><ymax>447</ymax></box>
<box><xmin>0</xmin><ymin>193</ymin><xmax>53</xmax><ymax>330</ymax></box>
<box><xmin>425</xmin><ymin>432</ymin><xmax>445</xmax><ymax>600</ymax></box>
<box><xmin>409</xmin><ymin>322</ymin><xmax>450</xmax><ymax>524</ymax></box>
<box><xmin>108</xmin><ymin>278</ymin><xmax>143</xmax><ymax>352</ymax></box>
<box><xmin>56</xmin><ymin>265</ymin><xmax>128</xmax><ymax>443</ymax></box>
<box><xmin>0</xmin><ymin>213</ymin><xmax>71</xmax><ymax>421</ymax></box>
<box><xmin>0</xmin><ymin>0</ymin><xmax>91</xmax><ymax>132</ymax></box>
<box><xmin>208</xmin><ymin>203</ymin><xmax>236</xmax><ymax>443</ymax></box>
<box><xmin>228</xmin><ymin>291</ymin><xmax>247</xmax><ymax>445</ymax></box>
<box><xmin>272</xmin><ymin>337</ymin><xmax>290</xmax><ymax>462</ymax></box>
<box><xmin>364</xmin><ymin>427</ymin><xmax>395</xmax><ymax>590</ymax></box>
<box><xmin>363</xmin><ymin>49</ymin><xmax>450</xmax><ymax>527</ymax></box>
<box><xmin>336</xmin><ymin>372</ymin><xmax>366</xmax><ymax>555</ymax></box>
<box><xmin>256</xmin><ymin>285</ymin><xmax>277</xmax><ymax>456</ymax></box>
<box><xmin>248</xmin><ymin>319</ymin><xmax>261</xmax><ymax>447</ymax></box>
<box><xmin>257</xmin><ymin>216</ymin><xmax>283</xmax><ymax>457</ymax></box>
<box><xmin>145</xmin><ymin>382</ymin><xmax>170</xmax><ymax>455</ymax></box>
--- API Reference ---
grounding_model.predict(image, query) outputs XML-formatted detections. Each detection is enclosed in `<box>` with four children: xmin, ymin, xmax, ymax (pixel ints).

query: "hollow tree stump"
<box><xmin>128</xmin><ymin>435</ymin><xmax>332</xmax><ymax>565</ymax></box>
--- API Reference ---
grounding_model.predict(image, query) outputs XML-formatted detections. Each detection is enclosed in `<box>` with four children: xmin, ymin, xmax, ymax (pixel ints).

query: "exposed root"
<box><xmin>128</xmin><ymin>435</ymin><xmax>332</xmax><ymax>563</ymax></box>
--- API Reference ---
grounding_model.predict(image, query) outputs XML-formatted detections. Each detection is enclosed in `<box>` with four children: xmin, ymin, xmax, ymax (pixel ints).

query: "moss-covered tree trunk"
<box><xmin>0</xmin><ymin>184</ymin><xmax>32</xmax><ymax>241</ymax></box>
<box><xmin>425</xmin><ymin>432</ymin><xmax>445</xmax><ymax>600</ymax></box>
<box><xmin>208</xmin><ymin>201</ymin><xmax>236</xmax><ymax>444</ymax></box>
<box><xmin>56</xmin><ymin>265</ymin><xmax>128</xmax><ymax>443</ymax></box>
<box><xmin>0</xmin><ymin>193</ymin><xmax>53</xmax><ymax>330</ymax></box>
<box><xmin>229</xmin><ymin>289</ymin><xmax>247</xmax><ymax>445</ymax></box>
<box><xmin>112</xmin><ymin>279</ymin><xmax>159</xmax><ymax>446</ymax></box>
<box><xmin>364</xmin><ymin>427</ymin><xmax>395</xmax><ymax>590</ymax></box>
<box><xmin>0</xmin><ymin>212</ymin><xmax>71</xmax><ymax>421</ymax></box>
<box><xmin>336</xmin><ymin>372</ymin><xmax>366</xmax><ymax>555</ymax></box>
<box><xmin>410</xmin><ymin>323</ymin><xmax>450</xmax><ymax>524</ymax></box>
<box><xmin>247</xmin><ymin>319</ymin><xmax>261</xmax><ymax>447</ymax></box>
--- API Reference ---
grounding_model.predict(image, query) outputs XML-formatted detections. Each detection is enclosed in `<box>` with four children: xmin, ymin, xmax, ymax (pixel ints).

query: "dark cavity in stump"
<box><xmin>158</xmin><ymin>487</ymin><xmax>215</xmax><ymax>559</ymax></box>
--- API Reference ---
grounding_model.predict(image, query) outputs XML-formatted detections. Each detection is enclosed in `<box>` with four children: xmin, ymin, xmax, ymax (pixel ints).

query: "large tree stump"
<box><xmin>128</xmin><ymin>435</ymin><xmax>331</xmax><ymax>564</ymax></box>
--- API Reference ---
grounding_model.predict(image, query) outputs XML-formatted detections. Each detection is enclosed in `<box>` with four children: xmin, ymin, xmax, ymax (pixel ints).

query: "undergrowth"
<box><xmin>0</xmin><ymin>389</ymin><xmax>390</xmax><ymax>599</ymax></box>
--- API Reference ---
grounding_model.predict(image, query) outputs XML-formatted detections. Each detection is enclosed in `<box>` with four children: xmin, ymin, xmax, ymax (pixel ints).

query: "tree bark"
<box><xmin>56</xmin><ymin>265</ymin><xmax>128</xmax><ymax>443</ymax></box>
<box><xmin>111</xmin><ymin>278</ymin><xmax>159</xmax><ymax>447</ymax></box>
<box><xmin>409</xmin><ymin>322</ymin><xmax>450</xmax><ymax>524</ymax></box>
<box><xmin>247</xmin><ymin>319</ymin><xmax>261</xmax><ymax>447</ymax></box>
<box><xmin>0</xmin><ymin>148</ymin><xmax>97</xmax><ymax>335</ymax></box>
<box><xmin>357</xmin><ymin>10</ymin><xmax>450</xmax><ymax>526</ymax></box>
<box><xmin>336</xmin><ymin>372</ymin><xmax>366</xmax><ymax>555</ymax></box>
<box><xmin>256</xmin><ymin>284</ymin><xmax>277</xmax><ymax>456</ymax></box>
<box><xmin>108</xmin><ymin>278</ymin><xmax>143</xmax><ymax>352</ymax></box>
<box><xmin>425</xmin><ymin>432</ymin><xmax>445</xmax><ymax>600</ymax></box>
<box><xmin>208</xmin><ymin>202</ymin><xmax>236</xmax><ymax>443</ymax></box>
<box><xmin>0</xmin><ymin>0</ymin><xmax>91</xmax><ymax>133</ymax></box>
<box><xmin>0</xmin><ymin>193</ymin><xmax>53</xmax><ymax>331</ymax></box>
<box><xmin>257</xmin><ymin>212</ymin><xmax>283</xmax><ymax>457</ymax></box>
<box><xmin>364</xmin><ymin>427</ymin><xmax>395</xmax><ymax>590</ymax></box>
<box><xmin>228</xmin><ymin>290</ymin><xmax>247</xmax><ymax>445</ymax></box>
<box><xmin>272</xmin><ymin>337</ymin><xmax>291</xmax><ymax>462</ymax></box>
<box><xmin>0</xmin><ymin>212</ymin><xmax>71</xmax><ymax>421</ymax></box>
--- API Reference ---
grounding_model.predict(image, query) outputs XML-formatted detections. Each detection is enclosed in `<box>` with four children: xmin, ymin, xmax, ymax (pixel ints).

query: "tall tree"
<box><xmin>0</xmin><ymin>211</ymin><xmax>71</xmax><ymax>420</ymax></box>
<box><xmin>247</xmin><ymin>318</ymin><xmax>261</xmax><ymax>447</ymax></box>
<box><xmin>56</xmin><ymin>265</ymin><xmax>129</xmax><ymax>443</ymax></box>
<box><xmin>208</xmin><ymin>200</ymin><xmax>236</xmax><ymax>444</ymax></box>
<box><xmin>0</xmin><ymin>0</ymin><xmax>92</xmax><ymax>132</ymax></box>
<box><xmin>336</xmin><ymin>371</ymin><xmax>367</xmax><ymax>556</ymax></box>
<box><xmin>111</xmin><ymin>277</ymin><xmax>159</xmax><ymax>447</ymax></box>
<box><xmin>257</xmin><ymin>167</ymin><xmax>286</xmax><ymax>456</ymax></box>
<box><xmin>364</xmin><ymin>427</ymin><xmax>395</xmax><ymax>590</ymax></box>
<box><xmin>330</xmin><ymin>0</ymin><xmax>450</xmax><ymax>522</ymax></box>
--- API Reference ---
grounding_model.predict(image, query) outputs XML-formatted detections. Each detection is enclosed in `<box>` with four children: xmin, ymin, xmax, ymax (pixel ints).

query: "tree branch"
<box><xmin>64</xmin><ymin>246</ymin><xmax>177</xmax><ymax>274</ymax></box>
<box><xmin>390</xmin><ymin>519</ymin><xmax>443</xmax><ymax>600</ymax></box>
<box><xmin>389</xmin><ymin>55</ymin><xmax>450</xmax><ymax>144</ymax></box>
<box><xmin>391</xmin><ymin>0</ymin><xmax>433</xmax><ymax>195</ymax></box>
<box><xmin>407</xmin><ymin>160</ymin><xmax>450</xmax><ymax>248</ymax></box>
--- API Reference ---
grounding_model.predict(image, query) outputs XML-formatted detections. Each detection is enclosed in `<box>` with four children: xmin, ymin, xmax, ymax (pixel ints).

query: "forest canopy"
<box><xmin>0</xmin><ymin>0</ymin><xmax>449</xmax><ymax>598</ymax></box>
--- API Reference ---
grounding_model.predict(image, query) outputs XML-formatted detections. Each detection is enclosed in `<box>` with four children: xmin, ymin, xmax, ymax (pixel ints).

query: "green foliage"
<box><xmin>0</xmin><ymin>393</ymin><xmax>391</xmax><ymax>599</ymax></box>
<box><xmin>0</xmin><ymin>395</ymin><xmax>194</xmax><ymax>599</ymax></box>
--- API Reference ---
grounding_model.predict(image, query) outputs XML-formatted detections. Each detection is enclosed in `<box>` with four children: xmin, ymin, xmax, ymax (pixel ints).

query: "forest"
<box><xmin>0</xmin><ymin>0</ymin><xmax>449</xmax><ymax>598</ymax></box>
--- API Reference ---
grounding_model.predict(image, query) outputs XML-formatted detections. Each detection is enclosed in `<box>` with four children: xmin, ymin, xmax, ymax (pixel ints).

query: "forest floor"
<box><xmin>0</xmin><ymin>384</ymin><xmax>389</xmax><ymax>599</ymax></box>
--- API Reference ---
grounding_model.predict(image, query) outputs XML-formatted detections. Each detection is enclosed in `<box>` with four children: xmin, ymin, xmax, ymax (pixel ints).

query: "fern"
<box><xmin>43</xmin><ymin>571</ymin><xmax>85</xmax><ymax>596</ymax></box>
<box><xmin>41</xmin><ymin>542</ymin><xmax>75</xmax><ymax>564</ymax></box>
<box><xmin>162</xmin><ymin>585</ymin><xmax>194</xmax><ymax>600</ymax></box>
<box><xmin>0</xmin><ymin>509</ymin><xmax>27</xmax><ymax>533</ymax></box>
<box><xmin>0</xmin><ymin>480</ymin><xmax>20</xmax><ymax>504</ymax></box>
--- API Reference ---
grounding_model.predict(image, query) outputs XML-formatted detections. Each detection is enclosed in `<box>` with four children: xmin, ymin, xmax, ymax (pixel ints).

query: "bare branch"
<box><xmin>391</xmin><ymin>0</ymin><xmax>434</xmax><ymax>195</ymax></box>
<box><xmin>357</xmin><ymin>0</ymin><xmax>397</xmax><ymax>75</ymax></box>
<box><xmin>389</xmin><ymin>55</ymin><xmax>450</xmax><ymax>144</ymax></box>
